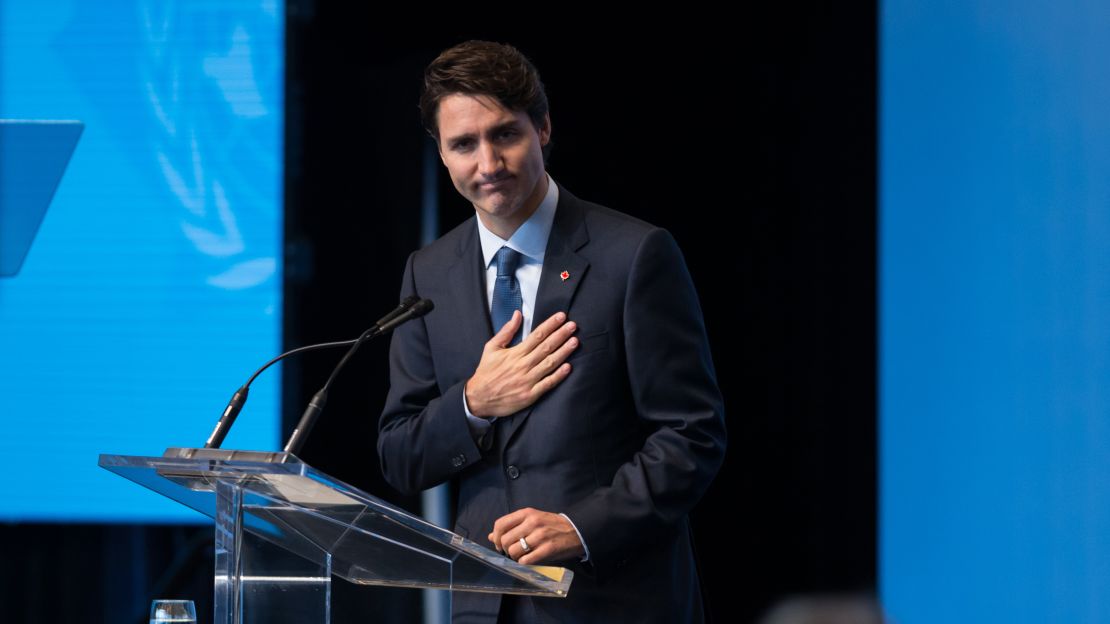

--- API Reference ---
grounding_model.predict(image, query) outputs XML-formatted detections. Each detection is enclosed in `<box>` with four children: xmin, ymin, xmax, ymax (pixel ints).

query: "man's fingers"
<box><xmin>520</xmin><ymin>311</ymin><xmax>567</xmax><ymax>351</ymax></box>
<box><xmin>518</xmin><ymin>542</ymin><xmax>554</xmax><ymax>566</ymax></box>
<box><xmin>529</xmin><ymin>334</ymin><xmax>578</xmax><ymax>375</ymax></box>
<box><xmin>530</xmin><ymin>363</ymin><xmax>572</xmax><ymax>399</ymax></box>
<box><xmin>488</xmin><ymin>508</ymin><xmax>530</xmax><ymax>553</ymax></box>
<box><xmin>504</xmin><ymin>531</ymin><xmax>542</xmax><ymax>562</ymax></box>
<box><xmin>498</xmin><ymin>517</ymin><xmax>537</xmax><ymax>554</ymax></box>
<box><xmin>523</xmin><ymin>319</ymin><xmax>578</xmax><ymax>368</ymax></box>
<box><xmin>489</xmin><ymin>310</ymin><xmax>523</xmax><ymax>349</ymax></box>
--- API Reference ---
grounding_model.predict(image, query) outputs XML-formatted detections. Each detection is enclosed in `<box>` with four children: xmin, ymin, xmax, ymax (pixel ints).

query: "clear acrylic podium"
<box><xmin>99</xmin><ymin>448</ymin><xmax>572</xmax><ymax>624</ymax></box>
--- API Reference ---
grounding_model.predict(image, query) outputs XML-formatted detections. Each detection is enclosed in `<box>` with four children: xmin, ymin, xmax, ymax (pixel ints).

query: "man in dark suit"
<box><xmin>377</xmin><ymin>40</ymin><xmax>727</xmax><ymax>623</ymax></box>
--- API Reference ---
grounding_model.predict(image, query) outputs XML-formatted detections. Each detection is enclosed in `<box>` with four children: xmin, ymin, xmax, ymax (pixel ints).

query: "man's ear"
<box><xmin>539</xmin><ymin>113</ymin><xmax>552</xmax><ymax>146</ymax></box>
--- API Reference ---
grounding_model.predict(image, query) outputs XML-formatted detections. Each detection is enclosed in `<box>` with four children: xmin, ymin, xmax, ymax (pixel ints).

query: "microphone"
<box><xmin>377</xmin><ymin>297</ymin><xmax>435</xmax><ymax>333</ymax></box>
<box><xmin>283</xmin><ymin>297</ymin><xmax>434</xmax><ymax>455</ymax></box>
<box><xmin>376</xmin><ymin>294</ymin><xmax>422</xmax><ymax>327</ymax></box>
<box><xmin>203</xmin><ymin>296</ymin><xmax>424</xmax><ymax>449</ymax></box>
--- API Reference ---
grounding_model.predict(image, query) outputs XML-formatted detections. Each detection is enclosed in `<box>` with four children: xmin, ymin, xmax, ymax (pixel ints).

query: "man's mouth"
<box><xmin>480</xmin><ymin>177</ymin><xmax>512</xmax><ymax>190</ymax></box>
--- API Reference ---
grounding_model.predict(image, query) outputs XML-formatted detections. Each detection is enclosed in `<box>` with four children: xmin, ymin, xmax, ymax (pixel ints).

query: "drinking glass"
<box><xmin>149</xmin><ymin>599</ymin><xmax>196</xmax><ymax>624</ymax></box>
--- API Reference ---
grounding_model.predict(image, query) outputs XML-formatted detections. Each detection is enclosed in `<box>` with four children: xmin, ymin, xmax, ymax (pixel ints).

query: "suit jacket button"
<box><xmin>452</xmin><ymin>454</ymin><xmax>465</xmax><ymax>467</ymax></box>
<box><xmin>506</xmin><ymin>465</ymin><xmax>520</xmax><ymax>479</ymax></box>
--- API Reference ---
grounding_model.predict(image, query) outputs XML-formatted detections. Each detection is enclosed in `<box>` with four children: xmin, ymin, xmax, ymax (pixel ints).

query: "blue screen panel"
<box><xmin>0</xmin><ymin>0</ymin><xmax>283</xmax><ymax>522</ymax></box>
<box><xmin>881</xmin><ymin>2</ymin><xmax>1110</xmax><ymax>621</ymax></box>
<box><xmin>0</xmin><ymin>121</ymin><xmax>84</xmax><ymax>276</ymax></box>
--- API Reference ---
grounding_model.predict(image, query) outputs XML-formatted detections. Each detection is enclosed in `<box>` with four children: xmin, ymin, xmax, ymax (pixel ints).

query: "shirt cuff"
<box><xmin>463</xmin><ymin>386</ymin><xmax>475</xmax><ymax>418</ymax></box>
<box><xmin>559</xmin><ymin>513</ymin><xmax>591</xmax><ymax>562</ymax></box>
<box><xmin>463</xmin><ymin>391</ymin><xmax>493</xmax><ymax>441</ymax></box>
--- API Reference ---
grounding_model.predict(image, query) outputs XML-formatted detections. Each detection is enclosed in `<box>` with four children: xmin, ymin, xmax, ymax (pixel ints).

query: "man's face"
<box><xmin>436</xmin><ymin>93</ymin><xmax>551</xmax><ymax>235</ymax></box>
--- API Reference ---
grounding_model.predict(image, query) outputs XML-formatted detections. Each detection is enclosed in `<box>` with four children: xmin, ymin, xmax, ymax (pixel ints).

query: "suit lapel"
<box><xmin>447</xmin><ymin>217</ymin><xmax>493</xmax><ymax>379</ymax></box>
<box><xmin>500</xmin><ymin>185</ymin><xmax>591</xmax><ymax>446</ymax></box>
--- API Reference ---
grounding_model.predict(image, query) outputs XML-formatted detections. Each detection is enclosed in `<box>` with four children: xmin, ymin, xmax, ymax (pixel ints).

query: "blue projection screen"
<box><xmin>881</xmin><ymin>2</ymin><xmax>1110</xmax><ymax>621</ymax></box>
<box><xmin>0</xmin><ymin>1</ymin><xmax>283</xmax><ymax>522</ymax></box>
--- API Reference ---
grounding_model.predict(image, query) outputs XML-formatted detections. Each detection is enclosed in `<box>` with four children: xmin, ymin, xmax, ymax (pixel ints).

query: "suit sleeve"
<box><xmin>377</xmin><ymin>252</ymin><xmax>485</xmax><ymax>496</ymax></box>
<box><xmin>563</xmin><ymin>227</ymin><xmax>727</xmax><ymax>580</ymax></box>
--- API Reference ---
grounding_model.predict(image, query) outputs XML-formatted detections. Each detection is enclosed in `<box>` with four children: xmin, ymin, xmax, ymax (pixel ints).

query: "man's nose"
<box><xmin>477</xmin><ymin>141</ymin><xmax>503</xmax><ymax>177</ymax></box>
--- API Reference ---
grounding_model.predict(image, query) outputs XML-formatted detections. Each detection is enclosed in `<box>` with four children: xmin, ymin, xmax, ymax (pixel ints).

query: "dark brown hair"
<box><xmin>419</xmin><ymin>40</ymin><xmax>551</xmax><ymax>160</ymax></box>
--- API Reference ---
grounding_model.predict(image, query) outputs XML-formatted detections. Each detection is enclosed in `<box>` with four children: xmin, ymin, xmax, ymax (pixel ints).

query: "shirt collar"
<box><xmin>475</xmin><ymin>172</ymin><xmax>559</xmax><ymax>267</ymax></box>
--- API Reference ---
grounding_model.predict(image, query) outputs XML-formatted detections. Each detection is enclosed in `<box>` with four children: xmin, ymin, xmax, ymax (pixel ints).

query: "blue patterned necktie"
<box><xmin>491</xmin><ymin>246</ymin><xmax>523</xmax><ymax>345</ymax></box>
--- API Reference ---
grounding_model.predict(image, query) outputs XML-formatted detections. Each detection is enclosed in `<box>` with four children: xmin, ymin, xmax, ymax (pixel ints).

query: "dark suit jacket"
<box><xmin>377</xmin><ymin>183</ymin><xmax>727</xmax><ymax>623</ymax></box>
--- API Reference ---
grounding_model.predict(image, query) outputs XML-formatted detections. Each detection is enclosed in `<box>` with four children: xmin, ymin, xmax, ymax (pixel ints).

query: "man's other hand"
<box><xmin>488</xmin><ymin>507</ymin><xmax>585</xmax><ymax>565</ymax></box>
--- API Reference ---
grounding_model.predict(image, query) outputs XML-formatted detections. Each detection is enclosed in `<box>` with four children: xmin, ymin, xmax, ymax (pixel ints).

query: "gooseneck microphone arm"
<box><xmin>203</xmin><ymin>295</ymin><xmax>423</xmax><ymax>449</ymax></box>
<box><xmin>203</xmin><ymin>339</ymin><xmax>357</xmax><ymax>449</ymax></box>
<box><xmin>283</xmin><ymin>298</ymin><xmax>435</xmax><ymax>455</ymax></box>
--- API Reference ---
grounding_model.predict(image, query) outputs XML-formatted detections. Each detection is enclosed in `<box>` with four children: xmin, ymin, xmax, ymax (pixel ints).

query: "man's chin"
<box><xmin>476</xmin><ymin>198</ymin><xmax>521</xmax><ymax>219</ymax></box>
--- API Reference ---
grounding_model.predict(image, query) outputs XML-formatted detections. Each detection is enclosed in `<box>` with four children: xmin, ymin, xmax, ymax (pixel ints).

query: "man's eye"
<box><xmin>498</xmin><ymin>129</ymin><xmax>518</xmax><ymax>140</ymax></box>
<box><xmin>453</xmin><ymin>140</ymin><xmax>474</xmax><ymax>151</ymax></box>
